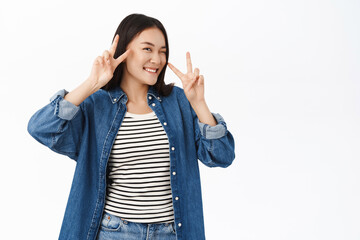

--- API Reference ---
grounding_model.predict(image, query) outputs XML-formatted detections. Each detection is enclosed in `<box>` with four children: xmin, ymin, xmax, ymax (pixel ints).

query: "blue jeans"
<box><xmin>96</xmin><ymin>211</ymin><xmax>177</xmax><ymax>240</ymax></box>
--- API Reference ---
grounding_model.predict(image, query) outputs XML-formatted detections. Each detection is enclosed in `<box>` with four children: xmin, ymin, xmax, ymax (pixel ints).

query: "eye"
<box><xmin>143</xmin><ymin>48</ymin><xmax>151</xmax><ymax>51</ymax></box>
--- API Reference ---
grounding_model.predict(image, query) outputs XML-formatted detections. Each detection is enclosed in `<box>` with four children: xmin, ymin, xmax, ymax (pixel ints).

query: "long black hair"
<box><xmin>101</xmin><ymin>13</ymin><xmax>174</xmax><ymax>96</ymax></box>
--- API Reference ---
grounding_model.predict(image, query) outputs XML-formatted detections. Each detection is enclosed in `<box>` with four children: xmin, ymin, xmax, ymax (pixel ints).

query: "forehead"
<box><xmin>132</xmin><ymin>28</ymin><xmax>166</xmax><ymax>47</ymax></box>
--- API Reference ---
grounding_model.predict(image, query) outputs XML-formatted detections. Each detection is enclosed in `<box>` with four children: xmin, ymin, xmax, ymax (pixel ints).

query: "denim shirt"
<box><xmin>27</xmin><ymin>85</ymin><xmax>235</xmax><ymax>240</ymax></box>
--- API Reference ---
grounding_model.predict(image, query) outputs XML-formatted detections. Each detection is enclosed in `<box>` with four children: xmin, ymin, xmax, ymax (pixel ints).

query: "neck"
<box><xmin>120</xmin><ymin>78</ymin><xmax>149</xmax><ymax>104</ymax></box>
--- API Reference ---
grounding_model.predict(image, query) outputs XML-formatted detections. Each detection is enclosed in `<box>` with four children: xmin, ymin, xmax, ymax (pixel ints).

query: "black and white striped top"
<box><xmin>103</xmin><ymin>111</ymin><xmax>175</xmax><ymax>224</ymax></box>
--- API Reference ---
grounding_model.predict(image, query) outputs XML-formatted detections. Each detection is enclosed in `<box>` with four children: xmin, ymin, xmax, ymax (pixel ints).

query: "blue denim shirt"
<box><xmin>27</xmin><ymin>85</ymin><xmax>235</xmax><ymax>240</ymax></box>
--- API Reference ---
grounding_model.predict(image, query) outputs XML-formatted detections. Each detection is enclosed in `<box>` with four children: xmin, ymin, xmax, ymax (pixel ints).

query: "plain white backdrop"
<box><xmin>1</xmin><ymin>0</ymin><xmax>359</xmax><ymax>239</ymax></box>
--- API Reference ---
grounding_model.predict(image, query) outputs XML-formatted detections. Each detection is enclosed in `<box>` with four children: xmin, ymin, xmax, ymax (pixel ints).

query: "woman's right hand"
<box><xmin>88</xmin><ymin>34</ymin><xmax>131</xmax><ymax>88</ymax></box>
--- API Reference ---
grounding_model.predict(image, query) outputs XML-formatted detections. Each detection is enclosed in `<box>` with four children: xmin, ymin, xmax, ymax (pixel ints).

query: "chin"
<box><xmin>149</xmin><ymin>80</ymin><xmax>158</xmax><ymax>86</ymax></box>
<box><xmin>144</xmin><ymin>77</ymin><xmax>158</xmax><ymax>86</ymax></box>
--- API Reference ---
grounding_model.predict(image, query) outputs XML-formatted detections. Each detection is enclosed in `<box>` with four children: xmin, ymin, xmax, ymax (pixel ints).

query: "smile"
<box><xmin>144</xmin><ymin>67</ymin><xmax>158</xmax><ymax>73</ymax></box>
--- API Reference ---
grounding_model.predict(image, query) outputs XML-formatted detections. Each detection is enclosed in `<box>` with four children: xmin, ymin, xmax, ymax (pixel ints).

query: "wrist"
<box><xmin>84</xmin><ymin>77</ymin><xmax>101</xmax><ymax>94</ymax></box>
<box><xmin>190</xmin><ymin>99</ymin><xmax>207</xmax><ymax>111</ymax></box>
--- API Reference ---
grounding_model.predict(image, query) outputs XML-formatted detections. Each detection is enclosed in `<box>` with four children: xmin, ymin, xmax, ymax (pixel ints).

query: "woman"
<box><xmin>27</xmin><ymin>13</ymin><xmax>235</xmax><ymax>240</ymax></box>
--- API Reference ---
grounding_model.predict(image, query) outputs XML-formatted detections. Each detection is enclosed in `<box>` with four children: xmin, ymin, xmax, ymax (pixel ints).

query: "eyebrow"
<box><xmin>140</xmin><ymin>42</ymin><xmax>167</xmax><ymax>49</ymax></box>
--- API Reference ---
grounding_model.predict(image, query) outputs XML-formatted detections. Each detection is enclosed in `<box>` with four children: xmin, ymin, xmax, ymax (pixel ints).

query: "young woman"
<box><xmin>28</xmin><ymin>13</ymin><xmax>235</xmax><ymax>240</ymax></box>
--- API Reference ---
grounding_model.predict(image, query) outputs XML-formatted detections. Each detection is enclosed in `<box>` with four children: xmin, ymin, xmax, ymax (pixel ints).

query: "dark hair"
<box><xmin>101</xmin><ymin>13</ymin><xmax>174</xmax><ymax>96</ymax></box>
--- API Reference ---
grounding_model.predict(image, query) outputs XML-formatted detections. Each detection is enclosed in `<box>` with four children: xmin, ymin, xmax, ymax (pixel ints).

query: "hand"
<box><xmin>168</xmin><ymin>52</ymin><xmax>205</xmax><ymax>104</ymax></box>
<box><xmin>88</xmin><ymin>34</ymin><xmax>131</xmax><ymax>88</ymax></box>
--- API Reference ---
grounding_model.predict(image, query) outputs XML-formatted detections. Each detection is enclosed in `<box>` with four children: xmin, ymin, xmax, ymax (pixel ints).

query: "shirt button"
<box><xmin>148</xmin><ymin>96</ymin><xmax>152</xmax><ymax>100</ymax></box>
<box><xmin>171</xmin><ymin>147</ymin><xmax>175</xmax><ymax>151</ymax></box>
<box><xmin>175</xmin><ymin>197</ymin><xmax>179</xmax><ymax>200</ymax></box>
<box><xmin>172</xmin><ymin>171</ymin><xmax>176</xmax><ymax>175</ymax></box>
<box><xmin>113</xmin><ymin>98</ymin><xmax>117</xmax><ymax>102</ymax></box>
<box><xmin>178</xmin><ymin>223</ymin><xmax>182</xmax><ymax>227</ymax></box>
<box><xmin>152</xmin><ymin>103</ymin><xmax>156</xmax><ymax>107</ymax></box>
<box><xmin>164</xmin><ymin>122</ymin><xmax>167</xmax><ymax>126</ymax></box>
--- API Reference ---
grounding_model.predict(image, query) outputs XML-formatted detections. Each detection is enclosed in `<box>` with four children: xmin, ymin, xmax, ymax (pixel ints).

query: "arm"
<box><xmin>191</xmin><ymin>105</ymin><xmax>235</xmax><ymax>168</ymax></box>
<box><xmin>27</xmin><ymin>34</ymin><xmax>130</xmax><ymax>160</ymax></box>
<box><xmin>189</xmin><ymin>99</ymin><xmax>217</xmax><ymax>127</ymax></box>
<box><xmin>167</xmin><ymin>52</ymin><xmax>235</xmax><ymax>167</ymax></box>
<box><xmin>27</xmin><ymin>78</ymin><xmax>97</xmax><ymax>160</ymax></box>
<box><xmin>28</xmin><ymin>89</ymin><xmax>84</xmax><ymax>161</ymax></box>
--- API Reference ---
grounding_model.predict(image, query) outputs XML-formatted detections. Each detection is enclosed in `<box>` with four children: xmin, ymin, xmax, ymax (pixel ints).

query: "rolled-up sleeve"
<box><xmin>197</xmin><ymin>113</ymin><xmax>227</xmax><ymax>139</ymax></box>
<box><xmin>50</xmin><ymin>89</ymin><xmax>80</xmax><ymax>120</ymax></box>
<box><xmin>191</xmin><ymin>107</ymin><xmax>236</xmax><ymax>168</ymax></box>
<box><xmin>27</xmin><ymin>89</ymin><xmax>85</xmax><ymax>161</ymax></box>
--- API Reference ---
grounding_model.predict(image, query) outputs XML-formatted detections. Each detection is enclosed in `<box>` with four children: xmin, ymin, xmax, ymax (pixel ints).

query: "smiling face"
<box><xmin>122</xmin><ymin>27</ymin><xmax>167</xmax><ymax>86</ymax></box>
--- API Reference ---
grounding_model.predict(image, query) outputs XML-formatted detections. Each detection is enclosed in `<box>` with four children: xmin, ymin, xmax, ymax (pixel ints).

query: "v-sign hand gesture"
<box><xmin>89</xmin><ymin>34</ymin><xmax>131</xmax><ymax>89</ymax></box>
<box><xmin>168</xmin><ymin>52</ymin><xmax>205</xmax><ymax>105</ymax></box>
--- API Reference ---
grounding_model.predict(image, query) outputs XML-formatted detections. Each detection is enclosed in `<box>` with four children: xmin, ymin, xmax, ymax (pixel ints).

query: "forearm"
<box><xmin>190</xmin><ymin>100</ymin><xmax>217</xmax><ymax>126</ymax></box>
<box><xmin>64</xmin><ymin>77</ymin><xmax>100</xmax><ymax>107</ymax></box>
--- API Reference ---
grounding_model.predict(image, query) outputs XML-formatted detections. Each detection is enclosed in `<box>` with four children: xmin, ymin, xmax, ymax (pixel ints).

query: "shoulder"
<box><xmin>172</xmin><ymin>85</ymin><xmax>184</xmax><ymax>94</ymax></box>
<box><xmin>92</xmin><ymin>88</ymin><xmax>109</xmax><ymax>99</ymax></box>
<box><xmin>163</xmin><ymin>85</ymin><xmax>192</xmax><ymax>113</ymax></box>
<box><xmin>162</xmin><ymin>85</ymin><xmax>190</xmax><ymax>106</ymax></box>
<box><xmin>167</xmin><ymin>85</ymin><xmax>186</xmax><ymax>100</ymax></box>
<box><xmin>84</xmin><ymin>89</ymin><xmax>108</xmax><ymax>103</ymax></box>
<box><xmin>79</xmin><ymin>89</ymin><xmax>110</xmax><ymax>110</ymax></box>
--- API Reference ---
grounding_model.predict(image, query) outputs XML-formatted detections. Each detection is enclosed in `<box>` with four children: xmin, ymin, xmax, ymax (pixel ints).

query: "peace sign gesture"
<box><xmin>89</xmin><ymin>34</ymin><xmax>131</xmax><ymax>88</ymax></box>
<box><xmin>168</xmin><ymin>52</ymin><xmax>205</xmax><ymax>104</ymax></box>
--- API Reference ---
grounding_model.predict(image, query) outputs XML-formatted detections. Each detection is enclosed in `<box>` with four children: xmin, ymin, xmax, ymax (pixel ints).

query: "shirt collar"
<box><xmin>107</xmin><ymin>85</ymin><xmax>161</xmax><ymax>104</ymax></box>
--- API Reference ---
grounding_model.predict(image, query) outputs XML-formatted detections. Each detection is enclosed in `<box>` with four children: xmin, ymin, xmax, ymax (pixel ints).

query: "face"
<box><xmin>122</xmin><ymin>27</ymin><xmax>167</xmax><ymax>86</ymax></box>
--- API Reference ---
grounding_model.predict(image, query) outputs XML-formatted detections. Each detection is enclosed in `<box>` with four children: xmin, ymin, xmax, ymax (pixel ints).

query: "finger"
<box><xmin>109</xmin><ymin>34</ymin><xmax>119</xmax><ymax>56</ymax></box>
<box><xmin>194</xmin><ymin>68</ymin><xmax>200</xmax><ymax>80</ymax></box>
<box><xmin>186</xmin><ymin>52</ymin><xmax>192</xmax><ymax>74</ymax></box>
<box><xmin>167</xmin><ymin>62</ymin><xmax>184</xmax><ymax>79</ymax></box>
<box><xmin>94</xmin><ymin>57</ymin><xmax>100</xmax><ymax>66</ymax></box>
<box><xmin>97</xmin><ymin>56</ymin><xmax>104</xmax><ymax>66</ymax></box>
<box><xmin>185</xmin><ymin>77</ymin><xmax>198</xmax><ymax>93</ymax></box>
<box><xmin>103</xmin><ymin>50</ymin><xmax>110</xmax><ymax>63</ymax></box>
<box><xmin>198</xmin><ymin>75</ymin><xmax>204</xmax><ymax>86</ymax></box>
<box><xmin>114</xmin><ymin>48</ymin><xmax>131</xmax><ymax>67</ymax></box>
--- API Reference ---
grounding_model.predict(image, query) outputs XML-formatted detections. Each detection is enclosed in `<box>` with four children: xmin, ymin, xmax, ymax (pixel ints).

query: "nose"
<box><xmin>150</xmin><ymin>53</ymin><xmax>161</xmax><ymax>65</ymax></box>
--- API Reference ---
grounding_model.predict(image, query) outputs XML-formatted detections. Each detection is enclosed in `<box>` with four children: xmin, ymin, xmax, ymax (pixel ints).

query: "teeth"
<box><xmin>145</xmin><ymin>68</ymin><xmax>156</xmax><ymax>73</ymax></box>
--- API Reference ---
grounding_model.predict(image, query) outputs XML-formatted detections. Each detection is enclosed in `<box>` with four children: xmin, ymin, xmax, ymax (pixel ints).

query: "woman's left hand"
<box><xmin>168</xmin><ymin>52</ymin><xmax>205</xmax><ymax>104</ymax></box>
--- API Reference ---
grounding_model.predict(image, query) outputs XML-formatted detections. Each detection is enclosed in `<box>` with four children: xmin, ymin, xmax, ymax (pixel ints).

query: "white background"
<box><xmin>1</xmin><ymin>0</ymin><xmax>359</xmax><ymax>239</ymax></box>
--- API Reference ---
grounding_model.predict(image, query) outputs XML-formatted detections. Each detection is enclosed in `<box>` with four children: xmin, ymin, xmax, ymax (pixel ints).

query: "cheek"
<box><xmin>160</xmin><ymin>55</ymin><xmax>167</xmax><ymax>66</ymax></box>
<box><xmin>161</xmin><ymin>55</ymin><xmax>167</xmax><ymax>62</ymax></box>
<box><xmin>127</xmin><ymin>53</ymin><xmax>144</xmax><ymax>70</ymax></box>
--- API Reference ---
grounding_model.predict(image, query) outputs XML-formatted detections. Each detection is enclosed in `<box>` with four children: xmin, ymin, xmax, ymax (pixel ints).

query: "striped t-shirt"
<box><xmin>103</xmin><ymin>111</ymin><xmax>175</xmax><ymax>224</ymax></box>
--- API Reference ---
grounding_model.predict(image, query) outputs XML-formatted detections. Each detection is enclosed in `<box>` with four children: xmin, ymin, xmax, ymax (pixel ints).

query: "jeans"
<box><xmin>96</xmin><ymin>211</ymin><xmax>177</xmax><ymax>240</ymax></box>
